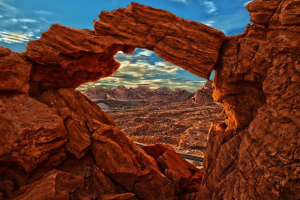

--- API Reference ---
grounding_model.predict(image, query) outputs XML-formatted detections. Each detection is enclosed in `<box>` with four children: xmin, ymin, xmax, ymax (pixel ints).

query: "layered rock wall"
<box><xmin>198</xmin><ymin>0</ymin><xmax>300</xmax><ymax>199</ymax></box>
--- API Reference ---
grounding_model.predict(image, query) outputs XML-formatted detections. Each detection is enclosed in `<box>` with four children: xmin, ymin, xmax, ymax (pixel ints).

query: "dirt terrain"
<box><xmin>108</xmin><ymin>101</ymin><xmax>224</xmax><ymax>155</ymax></box>
<box><xmin>85</xmin><ymin>81</ymin><xmax>224</xmax><ymax>156</ymax></box>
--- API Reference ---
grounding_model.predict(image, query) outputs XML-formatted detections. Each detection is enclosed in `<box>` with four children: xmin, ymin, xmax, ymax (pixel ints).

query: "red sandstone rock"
<box><xmin>0</xmin><ymin>94</ymin><xmax>67</xmax><ymax>172</ymax></box>
<box><xmin>246</xmin><ymin>0</ymin><xmax>280</xmax><ymax>24</ymax></box>
<box><xmin>25</xmin><ymin>2</ymin><xmax>224</xmax><ymax>95</ymax></box>
<box><xmin>94</xmin><ymin>3</ymin><xmax>225</xmax><ymax>79</ymax></box>
<box><xmin>11</xmin><ymin>169</ymin><xmax>84</xmax><ymax>200</ymax></box>
<box><xmin>142</xmin><ymin>144</ymin><xmax>203</xmax><ymax>198</ymax></box>
<box><xmin>93</xmin><ymin>166</ymin><xmax>136</xmax><ymax>200</ymax></box>
<box><xmin>0</xmin><ymin>47</ymin><xmax>31</xmax><ymax>94</ymax></box>
<box><xmin>191</xmin><ymin>80</ymin><xmax>214</xmax><ymax>105</ymax></box>
<box><xmin>142</xmin><ymin>144</ymin><xmax>173</xmax><ymax>160</ymax></box>
<box><xmin>26</xmin><ymin>26</ymin><xmax>129</xmax><ymax>95</ymax></box>
<box><xmin>1</xmin><ymin>1</ymin><xmax>300</xmax><ymax>200</ymax></box>
<box><xmin>39</xmin><ymin>88</ymin><xmax>116</xmax><ymax>158</ymax></box>
<box><xmin>38</xmin><ymin>89</ymin><xmax>176</xmax><ymax>200</ymax></box>
<box><xmin>93</xmin><ymin>166</ymin><xmax>118</xmax><ymax>194</ymax></box>
<box><xmin>197</xmin><ymin>0</ymin><xmax>300</xmax><ymax>199</ymax></box>
<box><xmin>100</xmin><ymin>193</ymin><xmax>135</xmax><ymax>200</ymax></box>
<box><xmin>91</xmin><ymin>124</ymin><xmax>176</xmax><ymax>200</ymax></box>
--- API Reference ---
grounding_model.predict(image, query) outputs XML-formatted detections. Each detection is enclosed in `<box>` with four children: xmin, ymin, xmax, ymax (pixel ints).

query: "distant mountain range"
<box><xmin>84</xmin><ymin>81</ymin><xmax>214</xmax><ymax>111</ymax></box>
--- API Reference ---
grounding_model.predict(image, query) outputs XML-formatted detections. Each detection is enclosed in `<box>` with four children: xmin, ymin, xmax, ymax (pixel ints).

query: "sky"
<box><xmin>0</xmin><ymin>0</ymin><xmax>252</xmax><ymax>92</ymax></box>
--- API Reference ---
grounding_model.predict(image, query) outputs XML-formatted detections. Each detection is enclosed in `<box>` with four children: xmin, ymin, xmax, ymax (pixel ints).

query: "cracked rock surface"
<box><xmin>198</xmin><ymin>0</ymin><xmax>300</xmax><ymax>199</ymax></box>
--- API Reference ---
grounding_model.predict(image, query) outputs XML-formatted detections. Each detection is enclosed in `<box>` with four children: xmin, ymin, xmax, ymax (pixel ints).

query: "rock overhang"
<box><xmin>23</xmin><ymin>2</ymin><xmax>225</xmax><ymax>96</ymax></box>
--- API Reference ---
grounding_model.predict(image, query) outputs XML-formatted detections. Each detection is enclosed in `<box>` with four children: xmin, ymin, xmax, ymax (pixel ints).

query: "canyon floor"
<box><xmin>107</xmin><ymin>101</ymin><xmax>225</xmax><ymax>157</ymax></box>
<box><xmin>84</xmin><ymin>81</ymin><xmax>226</xmax><ymax>158</ymax></box>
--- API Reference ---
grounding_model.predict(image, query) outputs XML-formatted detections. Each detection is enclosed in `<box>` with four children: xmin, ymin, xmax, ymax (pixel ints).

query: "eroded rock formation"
<box><xmin>26</xmin><ymin>2</ymin><xmax>224</xmax><ymax>96</ymax></box>
<box><xmin>190</xmin><ymin>80</ymin><xmax>214</xmax><ymax>106</ymax></box>
<box><xmin>84</xmin><ymin>82</ymin><xmax>223</xmax><ymax>152</ymax></box>
<box><xmin>107</xmin><ymin>97</ymin><xmax>224</xmax><ymax>151</ymax></box>
<box><xmin>199</xmin><ymin>0</ymin><xmax>300</xmax><ymax>199</ymax></box>
<box><xmin>0</xmin><ymin>0</ymin><xmax>300</xmax><ymax>199</ymax></box>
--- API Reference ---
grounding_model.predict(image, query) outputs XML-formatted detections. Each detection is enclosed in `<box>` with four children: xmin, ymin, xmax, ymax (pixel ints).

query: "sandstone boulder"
<box><xmin>39</xmin><ymin>88</ymin><xmax>116</xmax><ymax>158</ymax></box>
<box><xmin>11</xmin><ymin>169</ymin><xmax>84</xmax><ymax>200</ymax></box>
<box><xmin>0</xmin><ymin>94</ymin><xmax>67</xmax><ymax>172</ymax></box>
<box><xmin>91</xmin><ymin>125</ymin><xmax>176</xmax><ymax>200</ymax></box>
<box><xmin>39</xmin><ymin>88</ymin><xmax>177</xmax><ymax>200</ymax></box>
<box><xmin>191</xmin><ymin>80</ymin><xmax>214</xmax><ymax>105</ymax></box>
<box><xmin>0</xmin><ymin>47</ymin><xmax>31</xmax><ymax>94</ymax></box>
<box><xmin>142</xmin><ymin>144</ymin><xmax>203</xmax><ymax>198</ymax></box>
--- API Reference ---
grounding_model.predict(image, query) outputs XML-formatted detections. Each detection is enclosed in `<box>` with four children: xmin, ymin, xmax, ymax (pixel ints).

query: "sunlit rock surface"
<box><xmin>199</xmin><ymin>0</ymin><xmax>300</xmax><ymax>199</ymax></box>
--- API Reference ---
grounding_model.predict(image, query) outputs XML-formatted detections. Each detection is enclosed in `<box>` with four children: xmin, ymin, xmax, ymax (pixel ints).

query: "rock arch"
<box><xmin>26</xmin><ymin>2</ymin><xmax>225</xmax><ymax>95</ymax></box>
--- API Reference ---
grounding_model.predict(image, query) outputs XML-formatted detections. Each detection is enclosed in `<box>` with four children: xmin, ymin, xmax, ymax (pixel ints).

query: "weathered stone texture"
<box><xmin>0</xmin><ymin>47</ymin><xmax>31</xmax><ymax>94</ymax></box>
<box><xmin>197</xmin><ymin>0</ymin><xmax>300</xmax><ymax>199</ymax></box>
<box><xmin>94</xmin><ymin>3</ymin><xmax>225</xmax><ymax>79</ymax></box>
<box><xmin>25</xmin><ymin>2</ymin><xmax>224</xmax><ymax>96</ymax></box>
<box><xmin>0</xmin><ymin>94</ymin><xmax>67</xmax><ymax>172</ymax></box>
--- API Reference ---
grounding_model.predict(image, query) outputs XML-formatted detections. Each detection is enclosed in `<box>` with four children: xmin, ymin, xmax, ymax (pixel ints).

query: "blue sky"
<box><xmin>0</xmin><ymin>0</ymin><xmax>252</xmax><ymax>92</ymax></box>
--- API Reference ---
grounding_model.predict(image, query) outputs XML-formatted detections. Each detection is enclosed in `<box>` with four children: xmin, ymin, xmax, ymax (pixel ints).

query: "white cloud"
<box><xmin>77</xmin><ymin>76</ymin><xmax>206</xmax><ymax>93</ymax></box>
<box><xmin>243</xmin><ymin>1</ymin><xmax>252</xmax><ymax>6</ymax></box>
<box><xmin>116</xmin><ymin>60</ymin><xmax>181</xmax><ymax>78</ymax></box>
<box><xmin>0</xmin><ymin>1</ymin><xmax>47</xmax><ymax>47</ymax></box>
<box><xmin>0</xmin><ymin>30</ymin><xmax>33</xmax><ymax>44</ymax></box>
<box><xmin>40</xmin><ymin>17</ymin><xmax>51</xmax><ymax>23</ymax></box>
<box><xmin>0</xmin><ymin>2</ymin><xmax>18</xmax><ymax>13</ymax></box>
<box><xmin>203</xmin><ymin>1</ymin><xmax>217</xmax><ymax>14</ymax></box>
<box><xmin>171</xmin><ymin>0</ymin><xmax>188</xmax><ymax>4</ymax></box>
<box><xmin>136</xmin><ymin>49</ymin><xmax>154</xmax><ymax>57</ymax></box>
<box><xmin>34</xmin><ymin>10</ymin><xmax>55</xmax><ymax>15</ymax></box>
<box><xmin>198</xmin><ymin>5</ymin><xmax>252</xmax><ymax>34</ymax></box>
<box><xmin>11</xmin><ymin>18</ymin><xmax>38</xmax><ymax>23</ymax></box>
<box><xmin>204</xmin><ymin>20</ymin><xmax>215</xmax><ymax>27</ymax></box>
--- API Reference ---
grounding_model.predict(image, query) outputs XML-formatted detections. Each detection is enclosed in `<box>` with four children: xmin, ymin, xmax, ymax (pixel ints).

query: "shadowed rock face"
<box><xmin>199</xmin><ymin>0</ymin><xmax>300</xmax><ymax>199</ymax></box>
<box><xmin>0</xmin><ymin>0</ymin><xmax>300</xmax><ymax>200</ymax></box>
